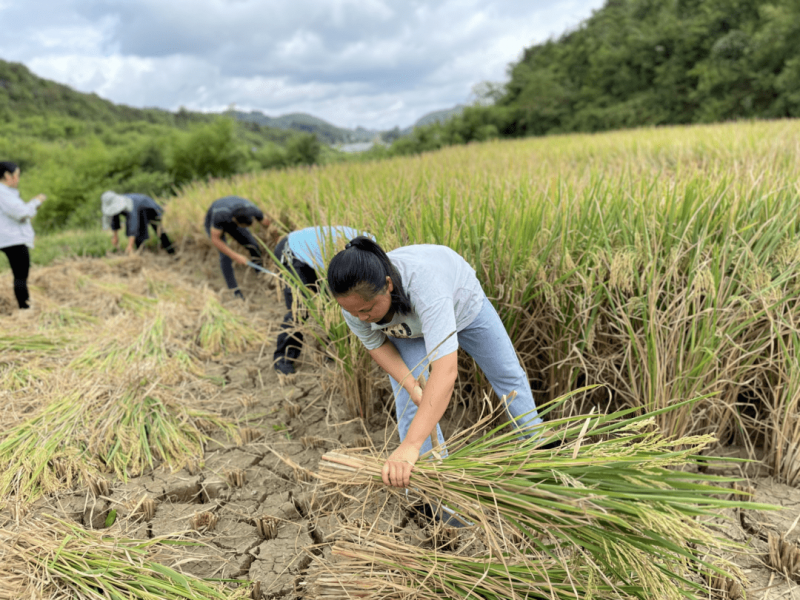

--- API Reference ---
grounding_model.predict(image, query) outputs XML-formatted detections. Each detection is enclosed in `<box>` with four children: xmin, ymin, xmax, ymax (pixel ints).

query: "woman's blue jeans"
<box><xmin>386</xmin><ymin>296</ymin><xmax>542</xmax><ymax>456</ymax></box>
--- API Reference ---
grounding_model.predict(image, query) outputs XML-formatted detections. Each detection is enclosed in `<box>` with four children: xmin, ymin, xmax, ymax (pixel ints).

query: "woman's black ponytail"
<box><xmin>327</xmin><ymin>236</ymin><xmax>412</xmax><ymax>315</ymax></box>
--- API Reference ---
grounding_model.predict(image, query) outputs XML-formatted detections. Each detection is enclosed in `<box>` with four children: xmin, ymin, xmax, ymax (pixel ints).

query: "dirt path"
<box><xmin>2</xmin><ymin>249</ymin><xmax>799</xmax><ymax>599</ymax></box>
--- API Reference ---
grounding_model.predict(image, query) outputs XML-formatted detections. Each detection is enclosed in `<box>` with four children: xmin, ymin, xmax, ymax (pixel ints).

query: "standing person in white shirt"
<box><xmin>326</xmin><ymin>237</ymin><xmax>543</xmax><ymax>489</ymax></box>
<box><xmin>0</xmin><ymin>161</ymin><xmax>46</xmax><ymax>309</ymax></box>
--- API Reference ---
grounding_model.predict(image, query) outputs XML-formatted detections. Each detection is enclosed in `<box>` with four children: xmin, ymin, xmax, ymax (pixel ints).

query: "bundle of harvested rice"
<box><xmin>0</xmin><ymin>381</ymin><xmax>237</xmax><ymax>506</ymax></box>
<box><xmin>0</xmin><ymin>515</ymin><xmax>248</xmax><ymax>599</ymax></box>
<box><xmin>317</xmin><ymin>396</ymin><xmax>768</xmax><ymax>600</ymax></box>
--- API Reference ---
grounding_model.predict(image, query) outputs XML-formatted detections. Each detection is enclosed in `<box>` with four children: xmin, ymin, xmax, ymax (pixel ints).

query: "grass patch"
<box><xmin>0</xmin><ymin>229</ymin><xmax>112</xmax><ymax>272</ymax></box>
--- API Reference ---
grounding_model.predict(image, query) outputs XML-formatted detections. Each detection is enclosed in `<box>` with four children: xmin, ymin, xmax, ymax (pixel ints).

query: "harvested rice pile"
<box><xmin>0</xmin><ymin>254</ymin><xmax>269</xmax><ymax>504</ymax></box>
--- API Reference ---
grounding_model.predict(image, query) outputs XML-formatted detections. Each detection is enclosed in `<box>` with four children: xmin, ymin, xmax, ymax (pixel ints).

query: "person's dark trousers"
<box><xmin>273</xmin><ymin>236</ymin><xmax>318</xmax><ymax>368</ymax></box>
<box><xmin>151</xmin><ymin>221</ymin><xmax>176</xmax><ymax>254</ymax></box>
<box><xmin>215</xmin><ymin>225</ymin><xmax>262</xmax><ymax>298</ymax></box>
<box><xmin>133</xmin><ymin>214</ymin><xmax>175</xmax><ymax>255</ymax></box>
<box><xmin>1</xmin><ymin>244</ymin><xmax>31</xmax><ymax>309</ymax></box>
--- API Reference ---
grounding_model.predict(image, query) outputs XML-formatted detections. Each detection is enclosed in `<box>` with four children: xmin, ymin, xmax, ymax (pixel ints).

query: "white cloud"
<box><xmin>5</xmin><ymin>0</ymin><xmax>605</xmax><ymax>130</ymax></box>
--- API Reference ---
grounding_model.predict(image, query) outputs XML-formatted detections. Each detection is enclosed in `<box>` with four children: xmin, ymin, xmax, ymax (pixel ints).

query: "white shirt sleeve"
<box><xmin>0</xmin><ymin>187</ymin><xmax>40</xmax><ymax>222</ymax></box>
<box><xmin>416</xmin><ymin>294</ymin><xmax>460</xmax><ymax>359</ymax></box>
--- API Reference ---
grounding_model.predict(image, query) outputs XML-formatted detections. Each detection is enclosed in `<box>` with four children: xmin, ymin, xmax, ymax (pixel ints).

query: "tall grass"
<box><xmin>164</xmin><ymin>120</ymin><xmax>800</xmax><ymax>479</ymax></box>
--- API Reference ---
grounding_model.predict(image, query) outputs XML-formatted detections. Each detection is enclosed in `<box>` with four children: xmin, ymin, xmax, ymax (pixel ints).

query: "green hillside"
<box><xmin>411</xmin><ymin>105</ymin><xmax>465</xmax><ymax>129</ymax></box>
<box><xmin>0</xmin><ymin>60</ymin><xmax>197</xmax><ymax>126</ymax></box>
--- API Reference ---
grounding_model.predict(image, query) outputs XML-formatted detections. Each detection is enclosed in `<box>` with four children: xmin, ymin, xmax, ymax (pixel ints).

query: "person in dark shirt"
<box><xmin>205</xmin><ymin>196</ymin><xmax>271</xmax><ymax>300</ymax></box>
<box><xmin>101</xmin><ymin>191</ymin><xmax>175</xmax><ymax>255</ymax></box>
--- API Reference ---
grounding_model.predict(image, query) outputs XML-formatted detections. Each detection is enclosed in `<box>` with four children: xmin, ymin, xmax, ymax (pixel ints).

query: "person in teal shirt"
<box><xmin>273</xmin><ymin>225</ymin><xmax>371</xmax><ymax>375</ymax></box>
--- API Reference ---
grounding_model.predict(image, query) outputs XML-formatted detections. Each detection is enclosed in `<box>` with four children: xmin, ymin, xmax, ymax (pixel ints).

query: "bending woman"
<box><xmin>327</xmin><ymin>237</ymin><xmax>542</xmax><ymax>488</ymax></box>
<box><xmin>0</xmin><ymin>161</ymin><xmax>46</xmax><ymax>309</ymax></box>
<box><xmin>101</xmin><ymin>191</ymin><xmax>175</xmax><ymax>255</ymax></box>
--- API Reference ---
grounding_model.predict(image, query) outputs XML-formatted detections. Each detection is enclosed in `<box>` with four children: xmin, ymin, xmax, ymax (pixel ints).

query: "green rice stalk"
<box><xmin>318</xmin><ymin>394</ymin><xmax>770</xmax><ymax>600</ymax></box>
<box><xmin>0</xmin><ymin>382</ymin><xmax>236</xmax><ymax>506</ymax></box>
<box><xmin>308</xmin><ymin>525</ymin><xmax>644</xmax><ymax>600</ymax></box>
<box><xmin>0</xmin><ymin>394</ymin><xmax>94</xmax><ymax>505</ymax></box>
<box><xmin>90</xmin><ymin>385</ymin><xmax>236</xmax><ymax>479</ymax></box>
<box><xmin>0</xmin><ymin>515</ymin><xmax>248</xmax><ymax>599</ymax></box>
<box><xmin>69</xmin><ymin>312</ymin><xmax>203</xmax><ymax>382</ymax></box>
<box><xmin>0</xmin><ymin>334</ymin><xmax>64</xmax><ymax>353</ymax></box>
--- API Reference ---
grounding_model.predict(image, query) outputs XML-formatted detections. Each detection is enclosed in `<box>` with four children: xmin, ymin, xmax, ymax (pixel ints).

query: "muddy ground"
<box><xmin>2</xmin><ymin>249</ymin><xmax>800</xmax><ymax>599</ymax></box>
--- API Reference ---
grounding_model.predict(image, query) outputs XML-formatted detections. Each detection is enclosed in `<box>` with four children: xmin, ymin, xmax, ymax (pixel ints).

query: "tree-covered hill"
<box><xmin>0</xmin><ymin>60</ymin><xmax>217</xmax><ymax>127</ymax></box>
<box><xmin>380</xmin><ymin>0</ymin><xmax>800</xmax><ymax>155</ymax></box>
<box><xmin>499</xmin><ymin>0</ymin><xmax>800</xmax><ymax>135</ymax></box>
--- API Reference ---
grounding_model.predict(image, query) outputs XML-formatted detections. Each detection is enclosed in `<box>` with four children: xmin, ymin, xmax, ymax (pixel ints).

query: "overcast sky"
<box><xmin>1</xmin><ymin>0</ymin><xmax>605</xmax><ymax>131</ymax></box>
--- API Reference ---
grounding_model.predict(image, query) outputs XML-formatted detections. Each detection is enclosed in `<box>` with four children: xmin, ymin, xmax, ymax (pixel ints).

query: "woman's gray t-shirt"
<box><xmin>341</xmin><ymin>245</ymin><xmax>485</xmax><ymax>360</ymax></box>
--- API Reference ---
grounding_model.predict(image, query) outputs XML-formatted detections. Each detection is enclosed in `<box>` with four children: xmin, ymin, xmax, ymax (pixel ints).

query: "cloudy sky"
<box><xmin>1</xmin><ymin>0</ymin><xmax>604</xmax><ymax>131</ymax></box>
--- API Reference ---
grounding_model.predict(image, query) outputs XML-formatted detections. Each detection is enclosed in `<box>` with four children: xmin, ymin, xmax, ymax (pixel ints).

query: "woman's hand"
<box><xmin>382</xmin><ymin>441</ymin><xmax>419</xmax><ymax>488</ymax></box>
<box><xmin>233</xmin><ymin>253</ymin><xmax>249</xmax><ymax>266</ymax></box>
<box><xmin>34</xmin><ymin>194</ymin><xmax>46</xmax><ymax>202</ymax></box>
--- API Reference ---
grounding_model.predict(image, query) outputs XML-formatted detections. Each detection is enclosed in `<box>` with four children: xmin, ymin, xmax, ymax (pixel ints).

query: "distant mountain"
<box><xmin>385</xmin><ymin>105</ymin><xmax>467</xmax><ymax>139</ymax></box>
<box><xmin>230</xmin><ymin>110</ymin><xmax>379</xmax><ymax>145</ymax></box>
<box><xmin>232</xmin><ymin>105</ymin><xmax>467</xmax><ymax>148</ymax></box>
<box><xmin>411</xmin><ymin>105</ymin><xmax>466</xmax><ymax>129</ymax></box>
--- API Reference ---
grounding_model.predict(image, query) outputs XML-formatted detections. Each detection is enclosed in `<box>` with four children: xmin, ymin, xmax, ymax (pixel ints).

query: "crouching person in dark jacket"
<box><xmin>101</xmin><ymin>191</ymin><xmax>175</xmax><ymax>255</ymax></box>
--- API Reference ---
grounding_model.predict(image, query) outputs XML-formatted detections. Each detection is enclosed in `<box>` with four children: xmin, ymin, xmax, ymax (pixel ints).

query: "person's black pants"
<box><xmin>134</xmin><ymin>212</ymin><xmax>175</xmax><ymax>254</ymax></box>
<box><xmin>1</xmin><ymin>244</ymin><xmax>30</xmax><ymax>309</ymax></box>
<box><xmin>208</xmin><ymin>225</ymin><xmax>262</xmax><ymax>297</ymax></box>
<box><xmin>273</xmin><ymin>236</ymin><xmax>318</xmax><ymax>364</ymax></box>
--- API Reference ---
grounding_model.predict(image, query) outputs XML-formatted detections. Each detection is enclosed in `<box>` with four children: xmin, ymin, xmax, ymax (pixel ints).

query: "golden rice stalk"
<box><xmin>0</xmin><ymin>382</ymin><xmax>235</xmax><ymax>506</ymax></box>
<box><xmin>224</xmin><ymin>468</ymin><xmax>247</xmax><ymax>488</ymax></box>
<box><xmin>196</xmin><ymin>295</ymin><xmax>261</xmax><ymax>356</ymax></box>
<box><xmin>767</xmin><ymin>532</ymin><xmax>800</xmax><ymax>579</ymax></box>
<box><xmin>0</xmin><ymin>515</ymin><xmax>248</xmax><ymax>599</ymax></box>
<box><xmin>305</xmin><ymin>524</ymin><xmax>640</xmax><ymax>600</ymax></box>
<box><xmin>255</xmin><ymin>516</ymin><xmax>279</xmax><ymax>540</ymax></box>
<box><xmin>190</xmin><ymin>511</ymin><xmax>219</xmax><ymax>532</ymax></box>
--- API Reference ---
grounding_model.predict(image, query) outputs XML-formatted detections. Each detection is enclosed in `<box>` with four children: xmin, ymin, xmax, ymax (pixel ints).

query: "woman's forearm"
<box><xmin>369</xmin><ymin>341</ymin><xmax>458</xmax><ymax>448</ymax></box>
<box><xmin>368</xmin><ymin>341</ymin><xmax>419</xmax><ymax>393</ymax></box>
<box><xmin>209</xmin><ymin>231</ymin><xmax>238</xmax><ymax>260</ymax></box>
<box><xmin>402</xmin><ymin>351</ymin><xmax>457</xmax><ymax>449</ymax></box>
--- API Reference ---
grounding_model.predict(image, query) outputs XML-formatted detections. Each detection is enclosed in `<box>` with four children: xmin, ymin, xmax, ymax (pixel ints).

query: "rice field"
<box><xmin>1</xmin><ymin>120</ymin><xmax>799</xmax><ymax>598</ymax></box>
<box><xmin>167</xmin><ymin>118</ymin><xmax>800</xmax><ymax>484</ymax></box>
